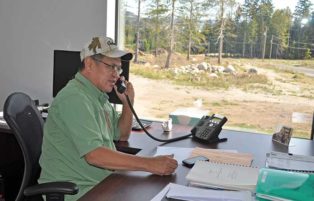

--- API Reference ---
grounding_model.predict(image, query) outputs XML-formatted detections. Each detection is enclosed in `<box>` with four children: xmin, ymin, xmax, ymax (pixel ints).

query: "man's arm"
<box><xmin>84</xmin><ymin>147</ymin><xmax>178</xmax><ymax>175</ymax></box>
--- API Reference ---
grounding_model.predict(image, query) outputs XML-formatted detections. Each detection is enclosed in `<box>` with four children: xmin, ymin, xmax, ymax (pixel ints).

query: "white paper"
<box><xmin>155</xmin><ymin>147</ymin><xmax>194</xmax><ymax>164</ymax></box>
<box><xmin>155</xmin><ymin>146</ymin><xmax>238</xmax><ymax>165</ymax></box>
<box><xmin>186</xmin><ymin>161</ymin><xmax>259</xmax><ymax>191</ymax></box>
<box><xmin>150</xmin><ymin>183</ymin><xmax>170</xmax><ymax>201</ymax></box>
<box><xmin>166</xmin><ymin>183</ymin><xmax>254</xmax><ymax>201</ymax></box>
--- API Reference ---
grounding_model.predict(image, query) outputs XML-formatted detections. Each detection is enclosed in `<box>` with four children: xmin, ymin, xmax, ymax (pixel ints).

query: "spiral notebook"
<box><xmin>190</xmin><ymin>147</ymin><xmax>253</xmax><ymax>166</ymax></box>
<box><xmin>186</xmin><ymin>161</ymin><xmax>259</xmax><ymax>191</ymax></box>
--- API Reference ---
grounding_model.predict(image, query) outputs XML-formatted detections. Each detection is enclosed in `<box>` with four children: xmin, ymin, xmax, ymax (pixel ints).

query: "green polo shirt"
<box><xmin>39</xmin><ymin>72</ymin><xmax>120</xmax><ymax>201</ymax></box>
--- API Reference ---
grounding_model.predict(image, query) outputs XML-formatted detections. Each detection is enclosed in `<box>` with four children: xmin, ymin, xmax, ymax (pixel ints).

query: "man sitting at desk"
<box><xmin>39</xmin><ymin>36</ymin><xmax>178</xmax><ymax>201</ymax></box>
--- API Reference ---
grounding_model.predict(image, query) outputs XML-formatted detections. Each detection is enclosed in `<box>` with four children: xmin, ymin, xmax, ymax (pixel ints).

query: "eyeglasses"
<box><xmin>93</xmin><ymin>58</ymin><xmax>123</xmax><ymax>75</ymax></box>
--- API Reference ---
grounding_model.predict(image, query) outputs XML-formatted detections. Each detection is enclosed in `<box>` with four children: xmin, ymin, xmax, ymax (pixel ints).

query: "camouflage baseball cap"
<box><xmin>80</xmin><ymin>36</ymin><xmax>133</xmax><ymax>61</ymax></box>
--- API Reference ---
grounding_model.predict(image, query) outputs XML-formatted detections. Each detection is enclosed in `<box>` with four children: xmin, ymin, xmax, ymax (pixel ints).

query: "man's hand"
<box><xmin>114</xmin><ymin>76</ymin><xmax>134</xmax><ymax>105</ymax></box>
<box><xmin>146</xmin><ymin>155</ymin><xmax>178</xmax><ymax>175</ymax></box>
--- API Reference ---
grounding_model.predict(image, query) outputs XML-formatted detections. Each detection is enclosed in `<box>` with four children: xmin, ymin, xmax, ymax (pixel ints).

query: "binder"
<box><xmin>256</xmin><ymin>168</ymin><xmax>314</xmax><ymax>201</ymax></box>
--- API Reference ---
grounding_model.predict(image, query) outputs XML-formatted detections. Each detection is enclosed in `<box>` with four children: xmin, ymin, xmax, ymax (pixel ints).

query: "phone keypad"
<box><xmin>198</xmin><ymin>120</ymin><xmax>220</xmax><ymax>139</ymax></box>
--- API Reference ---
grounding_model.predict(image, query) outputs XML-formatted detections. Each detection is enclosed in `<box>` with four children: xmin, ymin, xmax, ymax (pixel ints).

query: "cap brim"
<box><xmin>102</xmin><ymin>49</ymin><xmax>133</xmax><ymax>61</ymax></box>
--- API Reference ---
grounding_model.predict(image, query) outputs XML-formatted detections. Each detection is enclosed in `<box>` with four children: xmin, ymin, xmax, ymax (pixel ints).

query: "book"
<box><xmin>265</xmin><ymin>151</ymin><xmax>314</xmax><ymax>173</ymax></box>
<box><xmin>256</xmin><ymin>168</ymin><xmax>314</xmax><ymax>201</ymax></box>
<box><xmin>190</xmin><ymin>147</ymin><xmax>253</xmax><ymax>166</ymax></box>
<box><xmin>186</xmin><ymin>161</ymin><xmax>259</xmax><ymax>191</ymax></box>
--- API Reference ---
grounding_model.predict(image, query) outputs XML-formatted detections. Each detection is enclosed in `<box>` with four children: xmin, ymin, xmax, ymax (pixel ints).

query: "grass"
<box><xmin>226</xmin><ymin>58</ymin><xmax>314</xmax><ymax>69</ymax></box>
<box><xmin>211</xmin><ymin>100</ymin><xmax>239</xmax><ymax>107</ymax></box>
<box><xmin>131</xmin><ymin>65</ymin><xmax>269</xmax><ymax>91</ymax></box>
<box><xmin>227</xmin><ymin>123</ymin><xmax>274</xmax><ymax>134</ymax></box>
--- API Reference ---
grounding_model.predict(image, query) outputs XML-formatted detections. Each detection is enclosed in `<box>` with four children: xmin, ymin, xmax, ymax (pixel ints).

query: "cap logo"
<box><xmin>107</xmin><ymin>40</ymin><xmax>114</xmax><ymax>51</ymax></box>
<box><xmin>88</xmin><ymin>37</ymin><xmax>101</xmax><ymax>54</ymax></box>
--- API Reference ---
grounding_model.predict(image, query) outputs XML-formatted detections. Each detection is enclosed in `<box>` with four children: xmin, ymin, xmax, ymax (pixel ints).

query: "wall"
<box><xmin>0</xmin><ymin>0</ymin><xmax>108</xmax><ymax>109</ymax></box>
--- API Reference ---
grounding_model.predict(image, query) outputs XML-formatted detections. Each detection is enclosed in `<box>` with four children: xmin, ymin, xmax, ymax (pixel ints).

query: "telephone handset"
<box><xmin>191</xmin><ymin>114</ymin><xmax>228</xmax><ymax>143</ymax></box>
<box><xmin>115</xmin><ymin>79</ymin><xmax>126</xmax><ymax>94</ymax></box>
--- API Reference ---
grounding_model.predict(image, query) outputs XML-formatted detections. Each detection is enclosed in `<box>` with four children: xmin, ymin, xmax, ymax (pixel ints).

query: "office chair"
<box><xmin>3</xmin><ymin>92</ymin><xmax>78</xmax><ymax>201</ymax></box>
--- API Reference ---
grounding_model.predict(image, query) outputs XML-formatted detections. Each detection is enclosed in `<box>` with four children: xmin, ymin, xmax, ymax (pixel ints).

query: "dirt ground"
<box><xmin>130</xmin><ymin>71</ymin><xmax>314</xmax><ymax>138</ymax></box>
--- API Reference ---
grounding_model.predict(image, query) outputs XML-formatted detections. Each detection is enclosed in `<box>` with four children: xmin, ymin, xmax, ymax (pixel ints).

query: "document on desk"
<box><xmin>150</xmin><ymin>183</ymin><xmax>254</xmax><ymax>201</ymax></box>
<box><xmin>155</xmin><ymin>147</ymin><xmax>193</xmax><ymax>164</ymax></box>
<box><xmin>266</xmin><ymin>151</ymin><xmax>314</xmax><ymax>173</ymax></box>
<box><xmin>155</xmin><ymin>146</ymin><xmax>238</xmax><ymax>165</ymax></box>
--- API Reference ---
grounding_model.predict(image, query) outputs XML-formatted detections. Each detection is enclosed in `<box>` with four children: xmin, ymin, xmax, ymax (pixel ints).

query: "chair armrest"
<box><xmin>24</xmin><ymin>181</ymin><xmax>78</xmax><ymax>197</ymax></box>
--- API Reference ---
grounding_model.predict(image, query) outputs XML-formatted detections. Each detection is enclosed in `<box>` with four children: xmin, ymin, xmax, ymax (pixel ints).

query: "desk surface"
<box><xmin>78</xmin><ymin>122</ymin><xmax>314</xmax><ymax>201</ymax></box>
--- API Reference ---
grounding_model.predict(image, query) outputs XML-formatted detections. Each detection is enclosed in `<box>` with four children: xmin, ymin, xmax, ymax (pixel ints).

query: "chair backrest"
<box><xmin>3</xmin><ymin>92</ymin><xmax>44</xmax><ymax>201</ymax></box>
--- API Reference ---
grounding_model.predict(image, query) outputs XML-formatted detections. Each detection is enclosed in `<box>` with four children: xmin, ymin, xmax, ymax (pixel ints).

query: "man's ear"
<box><xmin>84</xmin><ymin>57</ymin><xmax>94</xmax><ymax>72</ymax></box>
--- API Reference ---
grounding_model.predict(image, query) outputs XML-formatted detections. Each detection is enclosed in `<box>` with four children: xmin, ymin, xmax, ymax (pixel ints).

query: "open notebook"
<box><xmin>186</xmin><ymin>161</ymin><xmax>259</xmax><ymax>191</ymax></box>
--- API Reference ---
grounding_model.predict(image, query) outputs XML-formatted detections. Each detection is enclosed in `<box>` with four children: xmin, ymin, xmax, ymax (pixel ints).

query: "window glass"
<box><xmin>119</xmin><ymin>0</ymin><xmax>314</xmax><ymax>139</ymax></box>
<box><xmin>106</xmin><ymin>0</ymin><xmax>117</xmax><ymax>42</ymax></box>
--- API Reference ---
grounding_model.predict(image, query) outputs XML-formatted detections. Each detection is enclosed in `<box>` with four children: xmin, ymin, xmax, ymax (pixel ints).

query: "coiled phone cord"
<box><xmin>125</xmin><ymin>94</ymin><xmax>192</xmax><ymax>143</ymax></box>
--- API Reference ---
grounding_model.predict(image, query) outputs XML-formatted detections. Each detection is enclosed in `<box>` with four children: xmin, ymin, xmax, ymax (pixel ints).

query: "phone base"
<box><xmin>192</xmin><ymin>136</ymin><xmax>228</xmax><ymax>144</ymax></box>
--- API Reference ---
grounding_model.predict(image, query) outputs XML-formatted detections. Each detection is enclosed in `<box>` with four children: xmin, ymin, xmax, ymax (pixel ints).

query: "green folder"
<box><xmin>256</xmin><ymin>168</ymin><xmax>314</xmax><ymax>201</ymax></box>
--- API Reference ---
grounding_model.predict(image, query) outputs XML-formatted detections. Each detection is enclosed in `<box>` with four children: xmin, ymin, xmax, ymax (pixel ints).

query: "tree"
<box><xmin>134</xmin><ymin>0</ymin><xmax>142</xmax><ymax>63</ymax></box>
<box><xmin>270</xmin><ymin>8</ymin><xmax>292</xmax><ymax>58</ymax></box>
<box><xmin>242</xmin><ymin>0</ymin><xmax>259</xmax><ymax>57</ymax></box>
<box><xmin>292</xmin><ymin>0</ymin><xmax>312</xmax><ymax>43</ymax></box>
<box><xmin>257</xmin><ymin>0</ymin><xmax>273</xmax><ymax>59</ymax></box>
<box><xmin>216</xmin><ymin>0</ymin><xmax>236</xmax><ymax>64</ymax></box>
<box><xmin>178</xmin><ymin>0</ymin><xmax>204</xmax><ymax>60</ymax></box>
<box><xmin>165</xmin><ymin>0</ymin><xmax>177</xmax><ymax>68</ymax></box>
<box><xmin>304</xmin><ymin>48</ymin><xmax>312</xmax><ymax>59</ymax></box>
<box><xmin>294</xmin><ymin>0</ymin><xmax>312</xmax><ymax>25</ymax></box>
<box><xmin>146</xmin><ymin>0</ymin><xmax>169</xmax><ymax>56</ymax></box>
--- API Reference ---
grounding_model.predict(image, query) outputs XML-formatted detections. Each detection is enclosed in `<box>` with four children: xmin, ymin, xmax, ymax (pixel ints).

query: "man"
<box><xmin>39</xmin><ymin>36</ymin><xmax>178</xmax><ymax>201</ymax></box>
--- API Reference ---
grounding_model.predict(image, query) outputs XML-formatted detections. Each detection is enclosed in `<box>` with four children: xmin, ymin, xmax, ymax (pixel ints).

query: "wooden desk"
<box><xmin>78</xmin><ymin>122</ymin><xmax>314</xmax><ymax>201</ymax></box>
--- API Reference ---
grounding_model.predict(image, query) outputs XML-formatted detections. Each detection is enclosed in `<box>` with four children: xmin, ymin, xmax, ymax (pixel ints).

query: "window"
<box><xmin>118</xmin><ymin>0</ymin><xmax>314</xmax><ymax>139</ymax></box>
<box><xmin>106</xmin><ymin>0</ymin><xmax>118</xmax><ymax>43</ymax></box>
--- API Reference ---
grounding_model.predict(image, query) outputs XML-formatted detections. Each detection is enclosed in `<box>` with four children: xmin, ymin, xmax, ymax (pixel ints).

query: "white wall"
<box><xmin>0</xmin><ymin>0</ymin><xmax>108</xmax><ymax>109</ymax></box>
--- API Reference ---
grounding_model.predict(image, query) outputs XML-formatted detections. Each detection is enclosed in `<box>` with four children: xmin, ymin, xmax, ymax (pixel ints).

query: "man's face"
<box><xmin>89</xmin><ymin>56</ymin><xmax>122</xmax><ymax>93</ymax></box>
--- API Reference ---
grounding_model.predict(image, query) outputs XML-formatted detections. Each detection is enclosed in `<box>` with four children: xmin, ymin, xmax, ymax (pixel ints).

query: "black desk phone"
<box><xmin>116</xmin><ymin>79</ymin><xmax>126</xmax><ymax>93</ymax></box>
<box><xmin>191</xmin><ymin>114</ymin><xmax>228</xmax><ymax>143</ymax></box>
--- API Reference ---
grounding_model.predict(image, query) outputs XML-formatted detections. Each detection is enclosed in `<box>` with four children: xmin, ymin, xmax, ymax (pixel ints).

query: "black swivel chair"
<box><xmin>3</xmin><ymin>92</ymin><xmax>78</xmax><ymax>201</ymax></box>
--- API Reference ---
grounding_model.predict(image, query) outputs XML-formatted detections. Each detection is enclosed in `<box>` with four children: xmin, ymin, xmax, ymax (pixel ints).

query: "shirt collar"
<box><xmin>75</xmin><ymin>72</ymin><xmax>109</xmax><ymax>103</ymax></box>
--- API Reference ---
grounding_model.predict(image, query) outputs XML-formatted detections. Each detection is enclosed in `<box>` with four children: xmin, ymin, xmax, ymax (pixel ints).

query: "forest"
<box><xmin>124</xmin><ymin>0</ymin><xmax>314</xmax><ymax>67</ymax></box>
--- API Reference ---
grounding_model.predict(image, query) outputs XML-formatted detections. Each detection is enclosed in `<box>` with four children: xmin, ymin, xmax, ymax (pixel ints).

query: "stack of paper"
<box><xmin>266</xmin><ymin>151</ymin><xmax>314</xmax><ymax>173</ymax></box>
<box><xmin>186</xmin><ymin>161</ymin><xmax>259</xmax><ymax>191</ymax></box>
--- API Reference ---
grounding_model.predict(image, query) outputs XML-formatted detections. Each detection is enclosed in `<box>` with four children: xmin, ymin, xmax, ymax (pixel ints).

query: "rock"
<box><xmin>248</xmin><ymin>68</ymin><xmax>258</xmax><ymax>74</ymax></box>
<box><xmin>224</xmin><ymin>65</ymin><xmax>236</xmax><ymax>73</ymax></box>
<box><xmin>197</xmin><ymin>62</ymin><xmax>208</xmax><ymax>71</ymax></box>
<box><xmin>217</xmin><ymin>66</ymin><xmax>225</xmax><ymax>73</ymax></box>
<box><xmin>208</xmin><ymin>73</ymin><xmax>218</xmax><ymax>78</ymax></box>
<box><xmin>144</xmin><ymin>62</ymin><xmax>151</xmax><ymax>67</ymax></box>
